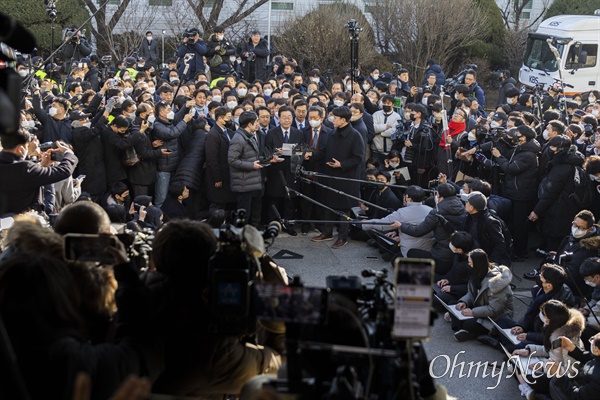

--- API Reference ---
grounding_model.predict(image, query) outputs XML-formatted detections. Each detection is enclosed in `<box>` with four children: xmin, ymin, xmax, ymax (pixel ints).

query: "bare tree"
<box><xmin>369</xmin><ymin>0</ymin><xmax>489</xmax><ymax>83</ymax></box>
<box><xmin>185</xmin><ymin>0</ymin><xmax>270</xmax><ymax>32</ymax></box>
<box><xmin>275</xmin><ymin>3</ymin><xmax>385</xmax><ymax>79</ymax></box>
<box><xmin>84</xmin><ymin>0</ymin><xmax>134</xmax><ymax>55</ymax></box>
<box><xmin>498</xmin><ymin>0</ymin><xmax>551</xmax><ymax>32</ymax></box>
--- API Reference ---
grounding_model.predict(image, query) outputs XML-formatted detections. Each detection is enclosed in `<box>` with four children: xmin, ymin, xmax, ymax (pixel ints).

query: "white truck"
<box><xmin>519</xmin><ymin>11</ymin><xmax>600</xmax><ymax>95</ymax></box>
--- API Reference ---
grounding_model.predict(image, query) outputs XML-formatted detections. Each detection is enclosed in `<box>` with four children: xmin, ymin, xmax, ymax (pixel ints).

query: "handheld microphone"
<box><xmin>279</xmin><ymin>170</ymin><xmax>291</xmax><ymax>200</ymax></box>
<box><xmin>361</xmin><ymin>268</ymin><xmax>388</xmax><ymax>279</ymax></box>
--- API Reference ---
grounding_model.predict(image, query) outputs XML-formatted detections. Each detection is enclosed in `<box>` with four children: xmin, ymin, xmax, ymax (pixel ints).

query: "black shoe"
<box><xmin>366</xmin><ymin>239</ymin><xmax>377</xmax><ymax>247</ymax></box>
<box><xmin>524</xmin><ymin>269</ymin><xmax>539</xmax><ymax>280</ymax></box>
<box><xmin>454</xmin><ymin>329</ymin><xmax>474</xmax><ymax>342</ymax></box>
<box><xmin>285</xmin><ymin>225</ymin><xmax>297</xmax><ymax>236</ymax></box>
<box><xmin>477</xmin><ymin>335</ymin><xmax>500</xmax><ymax>349</ymax></box>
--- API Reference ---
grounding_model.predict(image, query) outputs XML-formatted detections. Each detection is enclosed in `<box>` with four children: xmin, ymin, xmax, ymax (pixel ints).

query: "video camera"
<box><xmin>443</xmin><ymin>63</ymin><xmax>477</xmax><ymax>95</ymax></box>
<box><xmin>116</xmin><ymin>228</ymin><xmax>154</xmax><ymax>270</ymax></box>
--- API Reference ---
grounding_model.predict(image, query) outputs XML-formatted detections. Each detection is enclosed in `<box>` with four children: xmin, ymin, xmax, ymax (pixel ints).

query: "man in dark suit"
<box><xmin>140</xmin><ymin>31</ymin><xmax>159</xmax><ymax>68</ymax></box>
<box><xmin>351</xmin><ymin>92</ymin><xmax>375</xmax><ymax>158</ymax></box>
<box><xmin>292</xmin><ymin>100</ymin><xmax>310</xmax><ymax>135</ymax></box>
<box><xmin>299</xmin><ymin>106</ymin><xmax>331</xmax><ymax>234</ymax></box>
<box><xmin>0</xmin><ymin>131</ymin><xmax>78</xmax><ymax>215</ymax></box>
<box><xmin>310</xmin><ymin>106</ymin><xmax>364</xmax><ymax>249</ymax></box>
<box><xmin>265</xmin><ymin>106</ymin><xmax>305</xmax><ymax>235</ymax></box>
<box><xmin>204</xmin><ymin>107</ymin><xmax>237</xmax><ymax>213</ymax></box>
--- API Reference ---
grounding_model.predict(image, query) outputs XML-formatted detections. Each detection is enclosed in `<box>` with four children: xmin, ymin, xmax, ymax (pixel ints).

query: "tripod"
<box><xmin>45</xmin><ymin>0</ymin><xmax>57</xmax><ymax>63</ymax></box>
<box><xmin>347</xmin><ymin>19</ymin><xmax>362</xmax><ymax>94</ymax></box>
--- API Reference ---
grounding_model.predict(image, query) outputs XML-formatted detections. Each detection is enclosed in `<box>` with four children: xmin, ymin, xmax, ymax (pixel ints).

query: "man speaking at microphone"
<box><xmin>310</xmin><ymin>106</ymin><xmax>364</xmax><ymax>249</ymax></box>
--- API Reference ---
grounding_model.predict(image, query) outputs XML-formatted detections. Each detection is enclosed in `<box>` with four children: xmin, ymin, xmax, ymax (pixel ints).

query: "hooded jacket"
<box><xmin>526</xmin><ymin>309</ymin><xmax>586</xmax><ymax>377</ymax></box>
<box><xmin>495</xmin><ymin>139</ymin><xmax>541</xmax><ymax>201</ymax></box>
<box><xmin>558</xmin><ymin>227</ymin><xmax>600</xmax><ymax>299</ymax></box>
<box><xmin>459</xmin><ymin>265</ymin><xmax>514</xmax><ymax>331</ymax></box>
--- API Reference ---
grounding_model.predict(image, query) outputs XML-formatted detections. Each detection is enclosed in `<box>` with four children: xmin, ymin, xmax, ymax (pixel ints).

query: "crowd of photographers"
<box><xmin>2</xmin><ymin>22</ymin><xmax>600</xmax><ymax>399</ymax></box>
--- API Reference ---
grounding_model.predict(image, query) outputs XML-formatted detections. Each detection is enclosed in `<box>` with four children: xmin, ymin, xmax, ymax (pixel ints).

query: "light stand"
<box><xmin>44</xmin><ymin>0</ymin><xmax>58</xmax><ymax>63</ymax></box>
<box><xmin>161</xmin><ymin>29</ymin><xmax>165</xmax><ymax>68</ymax></box>
<box><xmin>347</xmin><ymin>19</ymin><xmax>361</xmax><ymax>95</ymax></box>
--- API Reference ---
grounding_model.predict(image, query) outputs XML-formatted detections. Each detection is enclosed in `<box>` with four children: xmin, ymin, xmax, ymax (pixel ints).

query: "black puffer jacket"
<box><xmin>152</xmin><ymin>117</ymin><xmax>189</xmax><ymax>173</ymax></box>
<box><xmin>401</xmin><ymin>195</ymin><xmax>466</xmax><ymax>265</ymax></box>
<box><xmin>173</xmin><ymin>125</ymin><xmax>207</xmax><ymax>191</ymax></box>
<box><xmin>534</xmin><ymin>146</ymin><xmax>585</xmax><ymax>238</ymax></box>
<box><xmin>71</xmin><ymin>125</ymin><xmax>106</xmax><ymax>196</ymax></box>
<box><xmin>495</xmin><ymin>139</ymin><xmax>541</xmax><ymax>201</ymax></box>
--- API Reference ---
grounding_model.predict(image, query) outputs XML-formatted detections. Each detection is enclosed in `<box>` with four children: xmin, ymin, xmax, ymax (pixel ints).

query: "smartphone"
<box><xmin>392</xmin><ymin>258</ymin><xmax>435</xmax><ymax>339</ymax></box>
<box><xmin>189</xmin><ymin>107</ymin><xmax>196</xmax><ymax>117</ymax></box>
<box><xmin>254</xmin><ymin>282</ymin><xmax>328</xmax><ymax>325</ymax></box>
<box><xmin>551</xmin><ymin>338</ymin><xmax>562</xmax><ymax>350</ymax></box>
<box><xmin>76</xmin><ymin>174</ymin><xmax>86</xmax><ymax>181</ymax></box>
<box><xmin>63</xmin><ymin>234</ymin><xmax>116</xmax><ymax>264</ymax></box>
<box><xmin>164</xmin><ymin>149</ymin><xmax>173</xmax><ymax>153</ymax></box>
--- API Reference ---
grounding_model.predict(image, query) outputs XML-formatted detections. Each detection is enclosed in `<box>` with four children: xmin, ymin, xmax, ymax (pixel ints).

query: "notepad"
<box><xmin>488</xmin><ymin>317</ymin><xmax>521</xmax><ymax>345</ymax></box>
<box><xmin>500</xmin><ymin>343</ymin><xmax>545</xmax><ymax>376</ymax></box>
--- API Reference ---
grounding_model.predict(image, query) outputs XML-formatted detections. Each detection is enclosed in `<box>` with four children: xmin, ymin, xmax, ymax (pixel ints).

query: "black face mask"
<box><xmin>409</xmin><ymin>114</ymin><xmax>416</xmax><ymax>121</ymax></box>
<box><xmin>382</xmin><ymin>105</ymin><xmax>392</xmax><ymax>113</ymax></box>
<box><xmin>294</xmin><ymin>83</ymin><xmax>302</xmax><ymax>89</ymax></box>
<box><xmin>224</xmin><ymin>120</ymin><xmax>233</xmax><ymax>129</ymax></box>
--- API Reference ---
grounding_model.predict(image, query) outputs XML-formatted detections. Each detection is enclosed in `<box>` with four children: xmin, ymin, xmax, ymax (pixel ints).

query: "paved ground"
<box><xmin>266</xmin><ymin>230</ymin><xmax>541</xmax><ymax>400</ymax></box>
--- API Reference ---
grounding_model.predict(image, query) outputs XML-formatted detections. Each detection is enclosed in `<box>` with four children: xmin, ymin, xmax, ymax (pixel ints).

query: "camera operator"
<box><xmin>146</xmin><ymin>219</ymin><xmax>286</xmax><ymax>397</ymax></box>
<box><xmin>402</xmin><ymin>104</ymin><xmax>435</xmax><ymax>188</ymax></box>
<box><xmin>0</xmin><ymin>131</ymin><xmax>77</xmax><ymax>216</ymax></box>
<box><xmin>61</xmin><ymin>26</ymin><xmax>91</xmax><ymax>63</ymax></box>
<box><xmin>240</xmin><ymin>30</ymin><xmax>270</xmax><ymax>82</ymax></box>
<box><xmin>206</xmin><ymin>25</ymin><xmax>236</xmax><ymax>79</ymax></box>
<box><xmin>31</xmin><ymin>93</ymin><xmax>73</xmax><ymax>144</ymax></box>
<box><xmin>177</xmin><ymin>28</ymin><xmax>208</xmax><ymax>82</ymax></box>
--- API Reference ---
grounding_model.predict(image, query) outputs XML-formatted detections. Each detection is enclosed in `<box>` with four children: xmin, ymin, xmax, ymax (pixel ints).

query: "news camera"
<box><xmin>443</xmin><ymin>63</ymin><xmax>477</xmax><ymax>95</ymax></box>
<box><xmin>116</xmin><ymin>228</ymin><xmax>155</xmax><ymax>270</ymax></box>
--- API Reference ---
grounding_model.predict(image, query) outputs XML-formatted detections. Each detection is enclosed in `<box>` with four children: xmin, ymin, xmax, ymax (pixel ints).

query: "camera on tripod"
<box><xmin>346</xmin><ymin>19</ymin><xmax>362</xmax><ymax>32</ymax></box>
<box><xmin>443</xmin><ymin>64</ymin><xmax>478</xmax><ymax>95</ymax></box>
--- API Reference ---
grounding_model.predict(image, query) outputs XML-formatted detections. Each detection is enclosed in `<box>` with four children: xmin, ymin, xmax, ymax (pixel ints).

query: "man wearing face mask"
<box><xmin>578</xmin><ymin>258</ymin><xmax>600</xmax><ymax>339</ymax></box>
<box><xmin>496</xmin><ymin>70</ymin><xmax>516</xmax><ymax>106</ymax></box>
<box><xmin>140</xmin><ymin>31</ymin><xmax>159</xmax><ymax>68</ymax></box>
<box><xmin>31</xmin><ymin>93</ymin><xmax>73</xmax><ymax>144</ymax></box>
<box><xmin>177</xmin><ymin>28</ymin><xmax>207</xmax><ymax>82</ymax></box>
<box><xmin>0</xmin><ymin>131</ymin><xmax>77</xmax><ymax>215</ymax></box>
<box><xmin>70</xmin><ymin>110</ymin><xmax>106</xmax><ymax>198</ymax></box>
<box><xmin>152</xmin><ymin>100</ymin><xmax>194</xmax><ymax>207</ymax></box>
<box><xmin>492</xmin><ymin>125</ymin><xmax>540</xmax><ymax>260</ymax></box>
<box><xmin>538</xmin><ymin>120</ymin><xmax>566</xmax><ymax>182</ymax></box>
<box><xmin>372</xmin><ymin>95</ymin><xmax>401</xmax><ymax>164</ymax></box>
<box><xmin>206</xmin><ymin>25</ymin><xmax>236</xmax><ymax>78</ymax></box>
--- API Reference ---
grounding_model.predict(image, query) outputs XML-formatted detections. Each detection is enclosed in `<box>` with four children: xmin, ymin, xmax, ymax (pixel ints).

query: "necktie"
<box><xmin>299</xmin><ymin>123</ymin><xmax>303</xmax><ymax>130</ymax></box>
<box><xmin>312</xmin><ymin>130</ymin><xmax>318</xmax><ymax>146</ymax></box>
<box><xmin>284</xmin><ymin>130</ymin><xmax>289</xmax><ymax>143</ymax></box>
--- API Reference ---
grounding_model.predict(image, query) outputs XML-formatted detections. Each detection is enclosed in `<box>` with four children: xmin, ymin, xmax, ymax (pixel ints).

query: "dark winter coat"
<box><xmin>313</xmin><ymin>122</ymin><xmax>364</xmax><ymax>210</ymax></box>
<box><xmin>370</xmin><ymin>188</ymin><xmax>402</xmax><ymax>220</ymax></box>
<box><xmin>61</xmin><ymin>37</ymin><xmax>92</xmax><ymax>61</ymax></box>
<box><xmin>151</xmin><ymin>112</ymin><xmax>189</xmax><ymax>173</ymax></box>
<box><xmin>228</xmin><ymin>128</ymin><xmax>263</xmax><ymax>193</ymax></box>
<box><xmin>264</xmin><ymin>126</ymin><xmax>305</xmax><ymax>198</ymax></box>
<box><xmin>31</xmin><ymin>94</ymin><xmax>73</xmax><ymax>144</ymax></box>
<box><xmin>140</xmin><ymin>38</ymin><xmax>159</xmax><ymax>65</ymax></box>
<box><xmin>240</xmin><ymin>38</ymin><xmax>269</xmax><ymax>81</ymax></box>
<box><xmin>204</xmin><ymin>124</ymin><xmax>236</xmax><ymax>204</ymax></box>
<box><xmin>551</xmin><ymin>347</ymin><xmax>600</xmax><ymax>399</ymax></box>
<box><xmin>114</xmin><ymin>120</ymin><xmax>161</xmax><ymax>186</ymax></box>
<box><xmin>558</xmin><ymin>227</ymin><xmax>600</xmax><ymax>299</ymax></box>
<box><xmin>495</xmin><ymin>139</ymin><xmax>541</xmax><ymax>201</ymax></box>
<box><xmin>534</xmin><ymin>146</ymin><xmax>585</xmax><ymax>238</ymax></box>
<box><xmin>401</xmin><ymin>195</ymin><xmax>466</xmax><ymax>265</ymax></box>
<box><xmin>71</xmin><ymin>125</ymin><xmax>106</xmax><ymax>196</ymax></box>
<box><xmin>100</xmin><ymin>125</ymin><xmax>129</xmax><ymax>187</ymax></box>
<box><xmin>463</xmin><ymin>210</ymin><xmax>511</xmax><ymax>267</ymax></box>
<box><xmin>206</xmin><ymin>34</ymin><xmax>236</xmax><ymax>64</ymax></box>
<box><xmin>176</xmin><ymin>39</ymin><xmax>208</xmax><ymax>80</ymax></box>
<box><xmin>497</xmin><ymin>77</ymin><xmax>517</xmax><ymax>106</ymax></box>
<box><xmin>423</xmin><ymin>63</ymin><xmax>446</xmax><ymax>87</ymax></box>
<box><xmin>303</xmin><ymin>125</ymin><xmax>331</xmax><ymax>173</ymax></box>
<box><xmin>173</xmin><ymin>126</ymin><xmax>207</xmax><ymax>191</ymax></box>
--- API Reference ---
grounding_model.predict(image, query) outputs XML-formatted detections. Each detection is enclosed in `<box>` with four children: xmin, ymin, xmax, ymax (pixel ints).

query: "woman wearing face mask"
<box><xmin>455</xmin><ymin>125</ymin><xmax>488</xmax><ymax>181</ymax></box>
<box><xmin>512</xmin><ymin>300</ymin><xmax>584</xmax><ymax>399</ymax></box>
<box><xmin>529</xmin><ymin>136</ymin><xmax>585</xmax><ymax>251</ymax></box>
<box><xmin>235</xmin><ymin>81</ymin><xmax>249</xmax><ymax>99</ymax></box>
<box><xmin>452</xmin><ymin>249</ymin><xmax>514</xmax><ymax>342</ymax></box>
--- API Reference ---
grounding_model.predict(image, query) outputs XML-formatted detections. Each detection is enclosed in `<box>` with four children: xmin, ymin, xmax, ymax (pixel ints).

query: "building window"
<box><xmin>98</xmin><ymin>0</ymin><xmax>120</xmax><ymax>4</ymax></box>
<box><xmin>204</xmin><ymin>0</ymin><xmax>215</xmax><ymax>7</ymax></box>
<box><xmin>521</xmin><ymin>11</ymin><xmax>530</xmax><ymax>19</ymax></box>
<box><xmin>149</xmin><ymin>0</ymin><xmax>172</xmax><ymax>6</ymax></box>
<box><xmin>523</xmin><ymin>0</ymin><xmax>533</xmax><ymax>10</ymax></box>
<box><xmin>566</xmin><ymin>44</ymin><xmax>598</xmax><ymax>69</ymax></box>
<box><xmin>271</xmin><ymin>2</ymin><xmax>293</xmax><ymax>10</ymax></box>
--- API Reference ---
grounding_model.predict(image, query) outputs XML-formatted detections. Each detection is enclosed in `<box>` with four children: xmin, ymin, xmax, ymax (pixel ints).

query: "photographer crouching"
<box><xmin>145</xmin><ymin>217</ymin><xmax>288</xmax><ymax>397</ymax></box>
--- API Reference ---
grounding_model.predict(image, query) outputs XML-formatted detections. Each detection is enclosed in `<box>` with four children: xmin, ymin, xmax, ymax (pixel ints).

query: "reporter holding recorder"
<box><xmin>0</xmin><ymin>130</ymin><xmax>77</xmax><ymax>216</ymax></box>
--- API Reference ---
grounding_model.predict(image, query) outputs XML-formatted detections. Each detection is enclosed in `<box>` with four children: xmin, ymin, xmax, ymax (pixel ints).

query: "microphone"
<box><xmin>279</xmin><ymin>170</ymin><xmax>291</xmax><ymax>200</ymax></box>
<box><xmin>299</xmin><ymin>168</ymin><xmax>317</xmax><ymax>177</ymax></box>
<box><xmin>361</xmin><ymin>268</ymin><xmax>388</xmax><ymax>279</ymax></box>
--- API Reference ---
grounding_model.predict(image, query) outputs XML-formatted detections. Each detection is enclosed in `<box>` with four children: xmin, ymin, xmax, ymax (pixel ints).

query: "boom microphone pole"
<box><xmin>298</xmin><ymin>176</ymin><xmax>392</xmax><ymax>213</ymax></box>
<box><xmin>279</xmin><ymin>175</ymin><xmax>351</xmax><ymax>221</ymax></box>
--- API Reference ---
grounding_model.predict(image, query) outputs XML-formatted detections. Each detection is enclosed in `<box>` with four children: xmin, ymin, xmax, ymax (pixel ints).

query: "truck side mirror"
<box><xmin>578</xmin><ymin>51</ymin><xmax>588</xmax><ymax>67</ymax></box>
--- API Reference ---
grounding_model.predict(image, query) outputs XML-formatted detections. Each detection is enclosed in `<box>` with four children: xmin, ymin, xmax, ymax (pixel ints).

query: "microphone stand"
<box><xmin>298</xmin><ymin>176</ymin><xmax>391</xmax><ymax>213</ymax></box>
<box><xmin>283</xmin><ymin>185</ymin><xmax>351</xmax><ymax>221</ymax></box>
<box><xmin>284</xmin><ymin>219</ymin><xmax>392</xmax><ymax>226</ymax></box>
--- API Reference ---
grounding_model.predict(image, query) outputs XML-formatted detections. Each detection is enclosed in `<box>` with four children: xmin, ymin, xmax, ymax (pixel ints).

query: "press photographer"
<box><xmin>61</xmin><ymin>26</ymin><xmax>91</xmax><ymax>63</ymax></box>
<box><xmin>176</xmin><ymin>28</ymin><xmax>207</xmax><ymax>81</ymax></box>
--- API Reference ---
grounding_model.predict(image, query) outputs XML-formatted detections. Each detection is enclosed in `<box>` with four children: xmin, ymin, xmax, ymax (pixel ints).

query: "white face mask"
<box><xmin>592</xmin><ymin>109</ymin><xmax>599</xmax><ymax>117</ymax></box>
<box><xmin>327</xmin><ymin>115</ymin><xmax>334</xmax><ymax>122</ymax></box>
<box><xmin>543</xmin><ymin>129</ymin><xmax>550</xmax><ymax>141</ymax></box>
<box><xmin>282</xmin><ymin>91</ymin><xmax>289</xmax><ymax>99</ymax></box>
<box><xmin>590</xmin><ymin>96</ymin><xmax>597</xmax><ymax>103</ymax></box>
<box><xmin>490</xmin><ymin>121</ymin><xmax>501</xmax><ymax>129</ymax></box>
<box><xmin>468</xmin><ymin>132</ymin><xmax>477</xmax><ymax>141</ymax></box>
<box><xmin>507</xmin><ymin>97</ymin><xmax>516</xmax><ymax>105</ymax></box>
<box><xmin>346</xmin><ymin>84</ymin><xmax>352</xmax><ymax>91</ymax></box>
<box><xmin>212</xmin><ymin>95</ymin><xmax>222</xmax><ymax>103</ymax></box>
<box><xmin>311</xmin><ymin>77</ymin><xmax>320</xmax><ymax>84</ymax></box>
<box><xmin>169</xmin><ymin>77</ymin><xmax>179</xmax><ymax>84</ymax></box>
<box><xmin>307</xmin><ymin>89</ymin><xmax>314</xmax><ymax>96</ymax></box>
<box><xmin>373</xmin><ymin>74</ymin><xmax>379</xmax><ymax>80</ymax></box>
<box><xmin>229</xmin><ymin>56</ymin><xmax>236</xmax><ymax>63</ymax></box>
<box><xmin>20</xmin><ymin>121</ymin><xmax>30</xmax><ymax>129</ymax></box>
<box><xmin>48</xmin><ymin>107</ymin><xmax>58</xmax><ymax>117</ymax></box>
<box><xmin>147</xmin><ymin>114</ymin><xmax>156</xmax><ymax>124</ymax></box>
<box><xmin>433</xmin><ymin>112</ymin><xmax>442</xmax><ymax>120</ymax></box>
<box><xmin>27</xmin><ymin>120</ymin><xmax>35</xmax><ymax>128</ymax></box>
<box><xmin>226</xmin><ymin>100</ymin><xmax>237</xmax><ymax>109</ymax></box>
<box><xmin>216</xmin><ymin>34</ymin><xmax>224</xmax><ymax>41</ymax></box>
<box><xmin>166</xmin><ymin>110</ymin><xmax>175</xmax><ymax>120</ymax></box>
<box><xmin>585</xmin><ymin>277</ymin><xmax>597</xmax><ymax>287</ymax></box>
<box><xmin>263</xmin><ymin>89</ymin><xmax>272</xmax><ymax>97</ymax></box>
<box><xmin>389</xmin><ymin>162</ymin><xmax>399</xmax><ymax>168</ymax></box>
<box><xmin>147</xmin><ymin>36</ymin><xmax>153</xmax><ymax>41</ymax></box>
<box><xmin>333</xmin><ymin>99</ymin><xmax>344</xmax><ymax>107</ymax></box>
<box><xmin>590</xmin><ymin>174</ymin><xmax>600</xmax><ymax>182</ymax></box>
<box><xmin>148</xmin><ymin>87</ymin><xmax>156</xmax><ymax>95</ymax></box>
<box><xmin>309</xmin><ymin>119</ymin><xmax>321</xmax><ymax>128</ymax></box>
<box><xmin>18</xmin><ymin>69</ymin><xmax>28</xmax><ymax>78</ymax></box>
<box><xmin>124</xmin><ymin>87</ymin><xmax>133</xmax><ymax>95</ymax></box>
<box><xmin>249</xmin><ymin>92</ymin><xmax>258</xmax><ymax>97</ymax></box>
<box><xmin>123</xmin><ymin>75</ymin><xmax>131</xmax><ymax>81</ymax></box>
<box><xmin>83</xmin><ymin>122</ymin><xmax>92</xmax><ymax>129</ymax></box>
<box><xmin>449</xmin><ymin>242</ymin><xmax>458</xmax><ymax>253</ymax></box>
<box><xmin>539</xmin><ymin>311</ymin><xmax>548</xmax><ymax>325</ymax></box>
<box><xmin>362</xmin><ymin>84</ymin><xmax>370</xmax><ymax>91</ymax></box>
<box><xmin>237</xmin><ymin>88</ymin><xmax>247</xmax><ymax>97</ymax></box>
<box><xmin>454</xmin><ymin>93</ymin><xmax>460</xmax><ymax>100</ymax></box>
<box><xmin>572</xmin><ymin>226</ymin><xmax>588</xmax><ymax>238</ymax></box>
<box><xmin>350</xmin><ymin>115</ymin><xmax>360</xmax><ymax>122</ymax></box>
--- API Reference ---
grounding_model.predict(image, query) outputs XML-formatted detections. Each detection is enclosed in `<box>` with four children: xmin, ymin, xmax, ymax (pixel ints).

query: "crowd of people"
<box><xmin>1</xmin><ymin>22</ymin><xmax>600</xmax><ymax>399</ymax></box>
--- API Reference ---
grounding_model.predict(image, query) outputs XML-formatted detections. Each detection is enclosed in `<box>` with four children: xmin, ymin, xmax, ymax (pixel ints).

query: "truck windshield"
<box><xmin>523</xmin><ymin>36</ymin><xmax>564</xmax><ymax>72</ymax></box>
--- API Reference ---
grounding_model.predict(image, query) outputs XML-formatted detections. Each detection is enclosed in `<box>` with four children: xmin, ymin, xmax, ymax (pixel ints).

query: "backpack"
<box><xmin>487</xmin><ymin>209</ymin><xmax>514</xmax><ymax>262</ymax></box>
<box><xmin>569</xmin><ymin>165</ymin><xmax>594</xmax><ymax>208</ymax></box>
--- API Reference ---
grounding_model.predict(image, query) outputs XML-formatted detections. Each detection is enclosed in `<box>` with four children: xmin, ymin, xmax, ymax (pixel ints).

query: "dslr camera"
<box><xmin>246</xmin><ymin>51</ymin><xmax>256</xmax><ymax>62</ymax></box>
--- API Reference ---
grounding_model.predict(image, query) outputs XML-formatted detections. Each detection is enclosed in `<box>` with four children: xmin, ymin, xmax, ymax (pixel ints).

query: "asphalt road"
<box><xmin>266</xmin><ymin>230</ymin><xmax>541</xmax><ymax>400</ymax></box>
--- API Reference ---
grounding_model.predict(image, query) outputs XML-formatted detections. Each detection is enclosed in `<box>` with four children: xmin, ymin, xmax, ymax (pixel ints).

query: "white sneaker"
<box><xmin>444</xmin><ymin>312</ymin><xmax>451</xmax><ymax>322</ymax></box>
<box><xmin>519</xmin><ymin>383</ymin><xmax>534</xmax><ymax>400</ymax></box>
